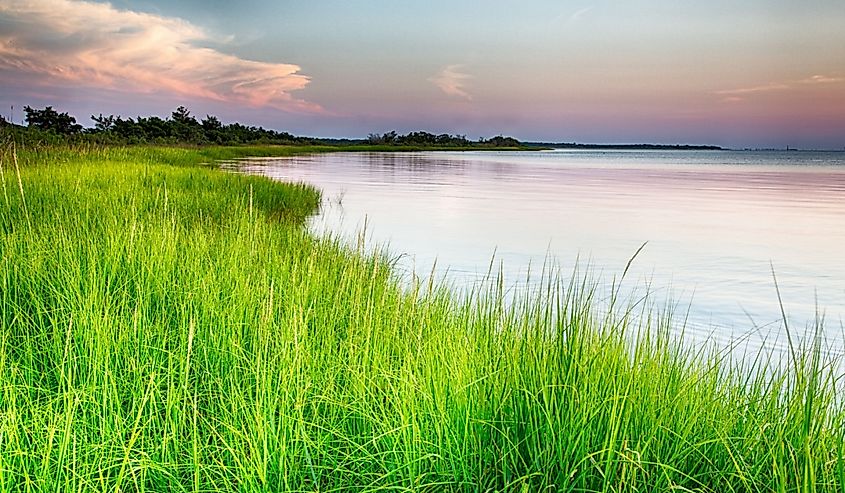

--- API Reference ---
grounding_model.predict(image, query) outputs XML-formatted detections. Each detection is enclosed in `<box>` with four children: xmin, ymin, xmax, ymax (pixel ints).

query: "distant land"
<box><xmin>319</xmin><ymin>139</ymin><xmax>726</xmax><ymax>150</ymax></box>
<box><xmin>522</xmin><ymin>142</ymin><xmax>724</xmax><ymax>151</ymax></box>
<box><xmin>1</xmin><ymin>105</ymin><xmax>726</xmax><ymax>150</ymax></box>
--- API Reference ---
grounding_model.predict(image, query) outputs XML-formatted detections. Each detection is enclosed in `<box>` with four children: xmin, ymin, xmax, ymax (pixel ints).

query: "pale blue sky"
<box><xmin>1</xmin><ymin>0</ymin><xmax>844</xmax><ymax>147</ymax></box>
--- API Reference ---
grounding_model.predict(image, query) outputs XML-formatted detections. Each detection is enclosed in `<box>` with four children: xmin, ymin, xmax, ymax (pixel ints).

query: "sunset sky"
<box><xmin>1</xmin><ymin>0</ymin><xmax>844</xmax><ymax>148</ymax></box>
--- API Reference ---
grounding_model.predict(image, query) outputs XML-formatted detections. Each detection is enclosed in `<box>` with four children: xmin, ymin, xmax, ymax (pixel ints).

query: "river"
<box><xmin>233</xmin><ymin>150</ymin><xmax>845</xmax><ymax>355</ymax></box>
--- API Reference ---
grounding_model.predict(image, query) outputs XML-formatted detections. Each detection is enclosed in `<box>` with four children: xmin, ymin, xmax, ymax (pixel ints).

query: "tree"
<box><xmin>91</xmin><ymin>113</ymin><xmax>116</xmax><ymax>132</ymax></box>
<box><xmin>136</xmin><ymin>116</ymin><xmax>170</xmax><ymax>140</ymax></box>
<box><xmin>201</xmin><ymin>115</ymin><xmax>223</xmax><ymax>143</ymax></box>
<box><xmin>171</xmin><ymin>106</ymin><xmax>197</xmax><ymax>125</ymax></box>
<box><xmin>382</xmin><ymin>131</ymin><xmax>397</xmax><ymax>144</ymax></box>
<box><xmin>169</xmin><ymin>106</ymin><xmax>202</xmax><ymax>142</ymax></box>
<box><xmin>23</xmin><ymin>106</ymin><xmax>82</xmax><ymax>135</ymax></box>
<box><xmin>484</xmin><ymin>135</ymin><xmax>520</xmax><ymax>147</ymax></box>
<box><xmin>112</xmin><ymin>117</ymin><xmax>144</xmax><ymax>140</ymax></box>
<box><xmin>201</xmin><ymin>115</ymin><xmax>222</xmax><ymax>131</ymax></box>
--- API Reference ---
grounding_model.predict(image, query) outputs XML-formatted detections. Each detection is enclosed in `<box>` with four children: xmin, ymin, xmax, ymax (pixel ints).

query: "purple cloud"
<box><xmin>0</xmin><ymin>0</ymin><xmax>321</xmax><ymax>113</ymax></box>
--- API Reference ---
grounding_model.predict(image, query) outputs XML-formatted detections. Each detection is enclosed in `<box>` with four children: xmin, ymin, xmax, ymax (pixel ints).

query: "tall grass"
<box><xmin>0</xmin><ymin>145</ymin><xmax>843</xmax><ymax>492</ymax></box>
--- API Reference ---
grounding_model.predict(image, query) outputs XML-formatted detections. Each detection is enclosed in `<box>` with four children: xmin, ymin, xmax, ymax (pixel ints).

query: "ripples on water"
<box><xmin>232</xmin><ymin>150</ymin><xmax>845</xmax><ymax>356</ymax></box>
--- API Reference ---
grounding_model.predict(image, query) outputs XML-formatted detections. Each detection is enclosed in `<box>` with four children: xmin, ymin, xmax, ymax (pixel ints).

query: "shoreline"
<box><xmin>0</xmin><ymin>144</ymin><xmax>842</xmax><ymax>491</ymax></box>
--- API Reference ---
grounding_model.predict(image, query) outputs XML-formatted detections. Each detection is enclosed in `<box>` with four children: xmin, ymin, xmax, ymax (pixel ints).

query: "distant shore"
<box><xmin>523</xmin><ymin>142</ymin><xmax>724</xmax><ymax>150</ymax></box>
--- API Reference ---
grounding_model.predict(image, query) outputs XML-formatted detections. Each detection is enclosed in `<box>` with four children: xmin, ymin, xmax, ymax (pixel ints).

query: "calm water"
<box><xmin>234</xmin><ymin>150</ymin><xmax>845</xmax><ymax>353</ymax></box>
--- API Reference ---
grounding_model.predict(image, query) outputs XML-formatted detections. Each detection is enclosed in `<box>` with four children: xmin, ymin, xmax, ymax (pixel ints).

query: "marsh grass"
<box><xmin>0</xmin><ymin>144</ymin><xmax>843</xmax><ymax>492</ymax></box>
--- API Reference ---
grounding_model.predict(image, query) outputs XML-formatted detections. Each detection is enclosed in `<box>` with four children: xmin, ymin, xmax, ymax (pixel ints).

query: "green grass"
<box><xmin>0</xmin><ymin>144</ymin><xmax>843</xmax><ymax>492</ymax></box>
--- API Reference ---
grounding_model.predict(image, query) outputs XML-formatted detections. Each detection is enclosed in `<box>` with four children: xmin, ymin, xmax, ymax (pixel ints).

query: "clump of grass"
<box><xmin>0</xmin><ymin>145</ymin><xmax>843</xmax><ymax>492</ymax></box>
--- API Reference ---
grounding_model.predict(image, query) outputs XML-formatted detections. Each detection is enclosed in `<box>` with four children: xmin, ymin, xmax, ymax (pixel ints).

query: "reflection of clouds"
<box><xmin>235</xmin><ymin>151</ymin><xmax>845</xmax><ymax>343</ymax></box>
<box><xmin>0</xmin><ymin>0</ymin><xmax>320</xmax><ymax>113</ymax></box>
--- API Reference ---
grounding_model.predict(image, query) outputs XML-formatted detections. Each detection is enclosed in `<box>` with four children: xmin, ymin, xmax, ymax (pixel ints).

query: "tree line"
<box><xmin>1</xmin><ymin>105</ymin><xmax>521</xmax><ymax>148</ymax></box>
<box><xmin>366</xmin><ymin>131</ymin><xmax>519</xmax><ymax>147</ymax></box>
<box><xmin>8</xmin><ymin>105</ymin><xmax>311</xmax><ymax>145</ymax></box>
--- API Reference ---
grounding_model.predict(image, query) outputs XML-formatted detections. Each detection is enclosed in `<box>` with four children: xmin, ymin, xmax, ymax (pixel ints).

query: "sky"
<box><xmin>1</xmin><ymin>0</ymin><xmax>844</xmax><ymax>148</ymax></box>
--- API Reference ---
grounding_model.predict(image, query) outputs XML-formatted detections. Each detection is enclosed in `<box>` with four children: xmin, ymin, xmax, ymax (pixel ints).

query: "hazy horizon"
<box><xmin>1</xmin><ymin>0</ymin><xmax>844</xmax><ymax>149</ymax></box>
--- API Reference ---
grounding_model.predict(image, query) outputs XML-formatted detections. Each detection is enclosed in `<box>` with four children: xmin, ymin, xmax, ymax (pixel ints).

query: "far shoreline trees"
<box><xmin>86</xmin><ymin>106</ymin><xmax>311</xmax><ymax>145</ymax></box>
<box><xmin>23</xmin><ymin>106</ymin><xmax>83</xmax><ymax>135</ymax></box>
<box><xmin>365</xmin><ymin>130</ymin><xmax>519</xmax><ymax>147</ymax></box>
<box><xmin>3</xmin><ymin>105</ymin><xmax>522</xmax><ymax>148</ymax></box>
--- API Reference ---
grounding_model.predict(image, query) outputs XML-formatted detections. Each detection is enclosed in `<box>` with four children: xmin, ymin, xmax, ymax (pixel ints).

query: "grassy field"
<box><xmin>0</xmin><ymin>144</ymin><xmax>843</xmax><ymax>492</ymax></box>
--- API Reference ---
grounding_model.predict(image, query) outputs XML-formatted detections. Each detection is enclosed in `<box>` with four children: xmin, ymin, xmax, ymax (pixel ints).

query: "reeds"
<box><xmin>0</xmin><ymin>145</ymin><xmax>842</xmax><ymax>492</ymax></box>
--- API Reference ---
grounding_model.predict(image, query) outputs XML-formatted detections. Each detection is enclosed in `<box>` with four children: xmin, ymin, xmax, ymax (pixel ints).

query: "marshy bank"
<box><xmin>230</xmin><ymin>150</ymin><xmax>845</xmax><ymax>354</ymax></box>
<box><xmin>0</xmin><ymin>145</ymin><xmax>843</xmax><ymax>492</ymax></box>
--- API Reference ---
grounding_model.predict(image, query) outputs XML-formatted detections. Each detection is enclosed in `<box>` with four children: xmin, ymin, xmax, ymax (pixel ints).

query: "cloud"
<box><xmin>548</xmin><ymin>6</ymin><xmax>594</xmax><ymax>27</ymax></box>
<box><xmin>800</xmin><ymin>75</ymin><xmax>843</xmax><ymax>84</ymax></box>
<box><xmin>567</xmin><ymin>7</ymin><xmax>594</xmax><ymax>25</ymax></box>
<box><xmin>715</xmin><ymin>83</ymin><xmax>790</xmax><ymax>96</ymax></box>
<box><xmin>0</xmin><ymin>0</ymin><xmax>320</xmax><ymax>113</ymax></box>
<box><xmin>428</xmin><ymin>64</ymin><xmax>472</xmax><ymax>100</ymax></box>
<box><xmin>716</xmin><ymin>74</ymin><xmax>843</xmax><ymax>99</ymax></box>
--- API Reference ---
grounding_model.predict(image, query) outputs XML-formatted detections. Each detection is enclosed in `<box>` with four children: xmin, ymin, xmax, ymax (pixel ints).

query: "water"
<box><xmin>233</xmin><ymin>150</ymin><xmax>845</xmax><ymax>354</ymax></box>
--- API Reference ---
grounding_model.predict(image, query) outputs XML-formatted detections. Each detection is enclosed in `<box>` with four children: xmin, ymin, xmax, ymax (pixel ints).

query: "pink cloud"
<box><xmin>428</xmin><ymin>65</ymin><xmax>473</xmax><ymax>100</ymax></box>
<box><xmin>715</xmin><ymin>83</ymin><xmax>791</xmax><ymax>96</ymax></box>
<box><xmin>0</xmin><ymin>0</ymin><xmax>321</xmax><ymax>113</ymax></box>
<box><xmin>716</xmin><ymin>74</ymin><xmax>844</xmax><ymax>97</ymax></box>
<box><xmin>800</xmin><ymin>75</ymin><xmax>843</xmax><ymax>84</ymax></box>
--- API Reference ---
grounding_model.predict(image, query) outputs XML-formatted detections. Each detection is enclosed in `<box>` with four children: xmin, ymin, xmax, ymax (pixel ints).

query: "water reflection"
<box><xmin>233</xmin><ymin>150</ymin><xmax>845</xmax><ymax>355</ymax></box>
